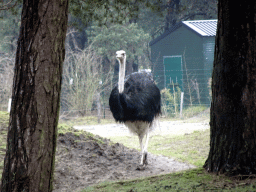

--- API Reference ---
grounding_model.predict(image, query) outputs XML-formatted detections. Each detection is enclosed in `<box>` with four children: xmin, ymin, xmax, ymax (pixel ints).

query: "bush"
<box><xmin>182</xmin><ymin>105</ymin><xmax>208</xmax><ymax>118</ymax></box>
<box><xmin>0</xmin><ymin>51</ymin><xmax>15</xmax><ymax>111</ymax></box>
<box><xmin>161</xmin><ymin>85</ymin><xmax>181</xmax><ymax>117</ymax></box>
<box><xmin>61</xmin><ymin>44</ymin><xmax>112</xmax><ymax>116</ymax></box>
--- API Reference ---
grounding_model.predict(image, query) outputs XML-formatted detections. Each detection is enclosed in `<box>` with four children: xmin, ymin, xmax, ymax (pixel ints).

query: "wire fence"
<box><xmin>0</xmin><ymin>70</ymin><xmax>212</xmax><ymax>117</ymax></box>
<box><xmin>0</xmin><ymin>48</ymin><xmax>212</xmax><ymax>122</ymax></box>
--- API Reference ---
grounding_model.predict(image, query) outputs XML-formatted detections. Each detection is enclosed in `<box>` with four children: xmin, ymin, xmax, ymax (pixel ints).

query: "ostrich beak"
<box><xmin>116</xmin><ymin>54</ymin><xmax>122</xmax><ymax>60</ymax></box>
<box><xmin>116</xmin><ymin>50</ymin><xmax>126</xmax><ymax>61</ymax></box>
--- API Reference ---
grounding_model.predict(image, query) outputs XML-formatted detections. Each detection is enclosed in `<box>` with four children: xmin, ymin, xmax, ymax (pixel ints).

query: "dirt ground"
<box><xmin>53</xmin><ymin>131</ymin><xmax>195</xmax><ymax>192</ymax></box>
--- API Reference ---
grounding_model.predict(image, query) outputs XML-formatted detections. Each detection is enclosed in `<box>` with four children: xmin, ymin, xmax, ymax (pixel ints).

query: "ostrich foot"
<box><xmin>143</xmin><ymin>152</ymin><xmax>148</xmax><ymax>165</ymax></box>
<box><xmin>136</xmin><ymin>164</ymin><xmax>146</xmax><ymax>170</ymax></box>
<box><xmin>136</xmin><ymin>153</ymin><xmax>148</xmax><ymax>171</ymax></box>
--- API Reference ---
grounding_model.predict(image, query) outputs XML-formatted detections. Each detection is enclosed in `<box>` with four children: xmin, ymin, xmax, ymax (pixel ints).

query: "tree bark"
<box><xmin>126</xmin><ymin>60</ymin><xmax>134</xmax><ymax>75</ymax></box>
<box><xmin>204</xmin><ymin>1</ymin><xmax>256</xmax><ymax>175</ymax></box>
<box><xmin>1</xmin><ymin>0</ymin><xmax>69</xmax><ymax>191</ymax></box>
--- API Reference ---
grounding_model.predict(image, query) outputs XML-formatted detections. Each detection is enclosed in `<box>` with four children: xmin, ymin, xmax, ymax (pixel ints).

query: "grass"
<box><xmin>108</xmin><ymin>130</ymin><xmax>210</xmax><ymax>167</ymax></box>
<box><xmin>0</xmin><ymin>112</ymin><xmax>108</xmax><ymax>181</ymax></box>
<box><xmin>58</xmin><ymin>121</ymin><xmax>106</xmax><ymax>145</ymax></box>
<box><xmin>151</xmin><ymin>130</ymin><xmax>209</xmax><ymax>167</ymax></box>
<box><xmin>59</xmin><ymin>105</ymin><xmax>209</xmax><ymax>127</ymax></box>
<box><xmin>83</xmin><ymin>127</ymin><xmax>256</xmax><ymax>192</ymax></box>
<box><xmin>79</xmin><ymin>109</ymin><xmax>256</xmax><ymax>191</ymax></box>
<box><xmin>182</xmin><ymin>105</ymin><xmax>208</xmax><ymax>119</ymax></box>
<box><xmin>1</xmin><ymin>109</ymin><xmax>256</xmax><ymax>191</ymax></box>
<box><xmin>0</xmin><ymin>111</ymin><xmax>9</xmax><ymax>179</ymax></box>
<box><xmin>82</xmin><ymin>168</ymin><xmax>211</xmax><ymax>192</ymax></box>
<box><xmin>82</xmin><ymin>168</ymin><xmax>256</xmax><ymax>192</ymax></box>
<box><xmin>160</xmin><ymin>105</ymin><xmax>209</xmax><ymax>123</ymax></box>
<box><xmin>59</xmin><ymin>116</ymin><xmax>115</xmax><ymax>127</ymax></box>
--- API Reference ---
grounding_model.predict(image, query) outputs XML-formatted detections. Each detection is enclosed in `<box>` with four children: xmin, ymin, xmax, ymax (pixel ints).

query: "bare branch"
<box><xmin>0</xmin><ymin>0</ymin><xmax>17</xmax><ymax>10</ymax></box>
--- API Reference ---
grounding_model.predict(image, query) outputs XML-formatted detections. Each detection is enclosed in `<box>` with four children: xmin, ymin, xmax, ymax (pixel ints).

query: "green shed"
<box><xmin>150</xmin><ymin>20</ymin><xmax>217</xmax><ymax>106</ymax></box>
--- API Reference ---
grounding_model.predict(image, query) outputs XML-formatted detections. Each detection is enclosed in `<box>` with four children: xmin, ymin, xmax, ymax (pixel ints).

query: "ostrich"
<box><xmin>109</xmin><ymin>50</ymin><xmax>161</xmax><ymax>170</ymax></box>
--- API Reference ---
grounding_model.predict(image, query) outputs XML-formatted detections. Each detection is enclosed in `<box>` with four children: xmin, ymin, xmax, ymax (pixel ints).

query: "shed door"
<box><xmin>164</xmin><ymin>56</ymin><xmax>183</xmax><ymax>90</ymax></box>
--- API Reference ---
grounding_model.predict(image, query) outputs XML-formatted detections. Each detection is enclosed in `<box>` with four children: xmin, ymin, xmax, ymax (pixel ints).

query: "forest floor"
<box><xmin>2</xmin><ymin>109</ymin><xmax>256</xmax><ymax>191</ymax></box>
<box><xmin>0</xmin><ymin>110</ymin><xmax>209</xmax><ymax>192</ymax></box>
<box><xmin>53</xmin><ymin>111</ymin><xmax>210</xmax><ymax>192</ymax></box>
<box><xmin>53</xmin><ymin>131</ymin><xmax>195</xmax><ymax>192</ymax></box>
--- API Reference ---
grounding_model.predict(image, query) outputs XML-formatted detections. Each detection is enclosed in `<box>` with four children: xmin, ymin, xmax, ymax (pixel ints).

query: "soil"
<box><xmin>53</xmin><ymin>131</ymin><xmax>195</xmax><ymax>192</ymax></box>
<box><xmin>0</xmin><ymin>111</ymin><xmax>203</xmax><ymax>192</ymax></box>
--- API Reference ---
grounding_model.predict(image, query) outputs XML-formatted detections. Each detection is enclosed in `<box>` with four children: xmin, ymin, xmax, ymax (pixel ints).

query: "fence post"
<box><xmin>180</xmin><ymin>92</ymin><xmax>184</xmax><ymax>118</ymax></box>
<box><xmin>97</xmin><ymin>93</ymin><xmax>101</xmax><ymax>123</ymax></box>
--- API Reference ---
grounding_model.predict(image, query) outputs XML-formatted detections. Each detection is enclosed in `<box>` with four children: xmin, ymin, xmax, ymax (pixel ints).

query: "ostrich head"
<box><xmin>116</xmin><ymin>50</ymin><xmax>126</xmax><ymax>65</ymax></box>
<box><xmin>116</xmin><ymin>50</ymin><xmax>126</xmax><ymax>93</ymax></box>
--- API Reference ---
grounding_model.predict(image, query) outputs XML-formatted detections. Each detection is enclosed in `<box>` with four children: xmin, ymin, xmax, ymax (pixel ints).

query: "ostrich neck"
<box><xmin>118</xmin><ymin>59</ymin><xmax>126</xmax><ymax>93</ymax></box>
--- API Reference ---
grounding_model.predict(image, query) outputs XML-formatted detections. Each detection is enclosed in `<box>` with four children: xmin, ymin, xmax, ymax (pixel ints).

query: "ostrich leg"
<box><xmin>142</xmin><ymin>130</ymin><xmax>150</xmax><ymax>165</ymax></box>
<box><xmin>138</xmin><ymin>134</ymin><xmax>144</xmax><ymax>165</ymax></box>
<box><xmin>137</xmin><ymin>129</ymin><xmax>150</xmax><ymax>170</ymax></box>
<box><xmin>136</xmin><ymin>134</ymin><xmax>145</xmax><ymax>170</ymax></box>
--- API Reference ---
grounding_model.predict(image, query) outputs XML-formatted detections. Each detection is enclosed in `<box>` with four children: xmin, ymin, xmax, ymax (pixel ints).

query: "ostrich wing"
<box><xmin>109</xmin><ymin>72</ymin><xmax>161</xmax><ymax>123</ymax></box>
<box><xmin>120</xmin><ymin>83</ymin><xmax>160</xmax><ymax>123</ymax></box>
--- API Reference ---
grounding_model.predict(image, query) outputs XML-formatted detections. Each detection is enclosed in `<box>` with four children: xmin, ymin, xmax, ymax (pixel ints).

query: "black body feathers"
<box><xmin>109</xmin><ymin>72</ymin><xmax>161</xmax><ymax>124</ymax></box>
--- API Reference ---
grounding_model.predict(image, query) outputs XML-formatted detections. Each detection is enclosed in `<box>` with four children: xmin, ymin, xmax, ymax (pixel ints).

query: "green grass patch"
<box><xmin>109</xmin><ymin>129</ymin><xmax>210</xmax><ymax>167</ymax></box>
<box><xmin>81</xmin><ymin>168</ymin><xmax>256</xmax><ymax>192</ymax></box>
<box><xmin>0</xmin><ymin>113</ymin><xmax>110</xmax><ymax>180</ymax></box>
<box><xmin>59</xmin><ymin>116</ymin><xmax>115</xmax><ymax>127</ymax></box>
<box><xmin>71</xmin><ymin>116</ymin><xmax>114</xmax><ymax>125</ymax></box>
<box><xmin>2</xmin><ymin>110</ymin><xmax>256</xmax><ymax>191</ymax></box>
<box><xmin>58</xmin><ymin>123</ymin><xmax>75</xmax><ymax>134</ymax></box>
<box><xmin>160</xmin><ymin>106</ymin><xmax>209</xmax><ymax>123</ymax></box>
<box><xmin>0</xmin><ymin>111</ymin><xmax>9</xmax><ymax>180</ymax></box>
<box><xmin>57</xmin><ymin>123</ymin><xmax>106</xmax><ymax>145</ymax></box>
<box><xmin>0</xmin><ymin>111</ymin><xmax>9</xmax><ymax>127</ymax></box>
<box><xmin>182</xmin><ymin>105</ymin><xmax>208</xmax><ymax>119</ymax></box>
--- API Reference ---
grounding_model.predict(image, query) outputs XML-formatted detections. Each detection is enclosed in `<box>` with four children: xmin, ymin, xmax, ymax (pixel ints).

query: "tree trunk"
<box><xmin>126</xmin><ymin>60</ymin><xmax>134</xmax><ymax>75</ymax></box>
<box><xmin>97</xmin><ymin>92</ymin><xmax>101</xmax><ymax>123</ymax></box>
<box><xmin>204</xmin><ymin>1</ymin><xmax>256</xmax><ymax>175</ymax></box>
<box><xmin>1</xmin><ymin>0</ymin><xmax>69</xmax><ymax>191</ymax></box>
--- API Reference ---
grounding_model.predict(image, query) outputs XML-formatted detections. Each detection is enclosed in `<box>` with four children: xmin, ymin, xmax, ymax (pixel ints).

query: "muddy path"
<box><xmin>53</xmin><ymin>131</ymin><xmax>195</xmax><ymax>192</ymax></box>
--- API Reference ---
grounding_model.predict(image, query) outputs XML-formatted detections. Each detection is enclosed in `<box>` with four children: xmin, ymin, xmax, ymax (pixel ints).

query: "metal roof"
<box><xmin>150</xmin><ymin>19</ymin><xmax>217</xmax><ymax>46</ymax></box>
<box><xmin>182</xmin><ymin>20</ymin><xmax>217</xmax><ymax>36</ymax></box>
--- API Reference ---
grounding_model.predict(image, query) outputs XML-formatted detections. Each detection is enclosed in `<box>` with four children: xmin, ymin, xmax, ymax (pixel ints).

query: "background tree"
<box><xmin>88</xmin><ymin>23</ymin><xmax>151</xmax><ymax>74</ymax></box>
<box><xmin>61</xmin><ymin>45</ymin><xmax>112</xmax><ymax>115</ymax></box>
<box><xmin>0</xmin><ymin>0</ymin><xmax>69</xmax><ymax>191</ymax></box>
<box><xmin>151</xmin><ymin>0</ymin><xmax>217</xmax><ymax>38</ymax></box>
<box><xmin>69</xmin><ymin>0</ymin><xmax>163</xmax><ymax>27</ymax></box>
<box><xmin>0</xmin><ymin>1</ymin><xmax>166</xmax><ymax>191</ymax></box>
<box><xmin>0</xmin><ymin>3</ymin><xmax>21</xmax><ymax>52</ymax></box>
<box><xmin>0</xmin><ymin>0</ymin><xmax>18</xmax><ymax>11</ymax></box>
<box><xmin>204</xmin><ymin>0</ymin><xmax>256</xmax><ymax>175</ymax></box>
<box><xmin>0</xmin><ymin>50</ymin><xmax>15</xmax><ymax>111</ymax></box>
<box><xmin>0</xmin><ymin>1</ymin><xmax>218</xmax><ymax>189</ymax></box>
